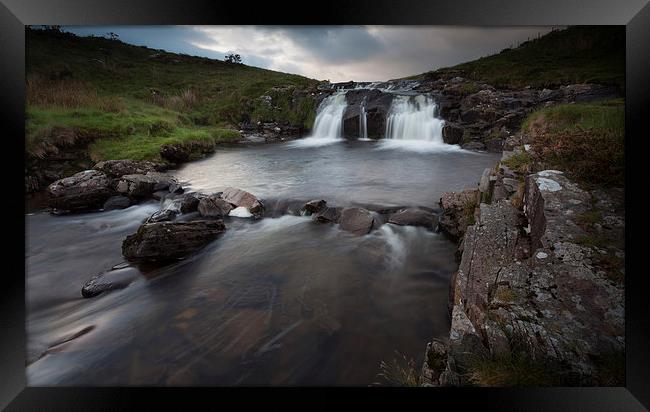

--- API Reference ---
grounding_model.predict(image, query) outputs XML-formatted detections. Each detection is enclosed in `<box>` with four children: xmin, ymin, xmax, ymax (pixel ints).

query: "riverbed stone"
<box><xmin>198</xmin><ymin>195</ymin><xmax>234</xmax><ymax>218</ymax></box>
<box><xmin>47</xmin><ymin>170</ymin><xmax>116</xmax><ymax>212</ymax></box>
<box><xmin>146</xmin><ymin>208</ymin><xmax>178</xmax><ymax>223</ymax></box>
<box><xmin>221</xmin><ymin>187</ymin><xmax>265</xmax><ymax>218</ymax></box>
<box><xmin>301</xmin><ymin>199</ymin><xmax>327</xmax><ymax>215</ymax></box>
<box><xmin>339</xmin><ymin>207</ymin><xmax>374</xmax><ymax>236</ymax></box>
<box><xmin>122</xmin><ymin>220</ymin><xmax>226</xmax><ymax>262</ymax></box>
<box><xmin>387</xmin><ymin>208</ymin><xmax>437</xmax><ymax>229</ymax></box>
<box><xmin>81</xmin><ymin>266</ymin><xmax>141</xmax><ymax>298</ymax></box>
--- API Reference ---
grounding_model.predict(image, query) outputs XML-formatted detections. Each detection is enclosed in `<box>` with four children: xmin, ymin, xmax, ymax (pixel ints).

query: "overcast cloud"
<box><xmin>62</xmin><ymin>26</ymin><xmax>556</xmax><ymax>82</ymax></box>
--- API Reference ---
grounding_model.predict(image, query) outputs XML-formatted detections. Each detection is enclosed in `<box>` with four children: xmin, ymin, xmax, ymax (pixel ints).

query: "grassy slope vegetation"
<box><xmin>502</xmin><ymin>99</ymin><xmax>624</xmax><ymax>187</ymax></box>
<box><xmin>412</xmin><ymin>26</ymin><xmax>625</xmax><ymax>91</ymax></box>
<box><xmin>26</xmin><ymin>28</ymin><xmax>319</xmax><ymax>162</ymax></box>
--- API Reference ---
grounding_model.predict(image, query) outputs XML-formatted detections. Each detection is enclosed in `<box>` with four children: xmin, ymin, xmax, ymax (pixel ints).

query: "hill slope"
<box><xmin>410</xmin><ymin>26</ymin><xmax>625</xmax><ymax>91</ymax></box>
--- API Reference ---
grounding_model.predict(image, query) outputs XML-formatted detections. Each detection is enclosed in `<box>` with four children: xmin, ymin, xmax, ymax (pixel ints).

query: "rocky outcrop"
<box><xmin>339</xmin><ymin>207</ymin><xmax>374</xmax><ymax>236</ymax></box>
<box><xmin>438</xmin><ymin>189</ymin><xmax>479</xmax><ymax>242</ymax></box>
<box><xmin>47</xmin><ymin>170</ymin><xmax>116</xmax><ymax>212</ymax></box>
<box><xmin>422</xmin><ymin>165</ymin><xmax>625</xmax><ymax>387</ymax></box>
<box><xmin>387</xmin><ymin>208</ymin><xmax>438</xmax><ymax>229</ymax></box>
<box><xmin>122</xmin><ymin>220</ymin><xmax>226</xmax><ymax>262</ymax></box>
<box><xmin>220</xmin><ymin>187</ymin><xmax>264</xmax><ymax>218</ymax></box>
<box><xmin>342</xmin><ymin>89</ymin><xmax>393</xmax><ymax>139</ymax></box>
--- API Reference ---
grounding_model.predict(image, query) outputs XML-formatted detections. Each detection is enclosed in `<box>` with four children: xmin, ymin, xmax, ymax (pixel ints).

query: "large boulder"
<box><xmin>339</xmin><ymin>207</ymin><xmax>374</xmax><ymax>236</ymax></box>
<box><xmin>442</xmin><ymin>123</ymin><xmax>463</xmax><ymax>145</ymax></box>
<box><xmin>198</xmin><ymin>195</ymin><xmax>234</xmax><ymax>218</ymax></box>
<box><xmin>122</xmin><ymin>220</ymin><xmax>226</xmax><ymax>262</ymax></box>
<box><xmin>388</xmin><ymin>208</ymin><xmax>437</xmax><ymax>229</ymax></box>
<box><xmin>220</xmin><ymin>187</ymin><xmax>264</xmax><ymax>218</ymax></box>
<box><xmin>94</xmin><ymin>159</ymin><xmax>164</xmax><ymax>178</ymax></box>
<box><xmin>47</xmin><ymin>170</ymin><xmax>116</xmax><ymax>212</ymax></box>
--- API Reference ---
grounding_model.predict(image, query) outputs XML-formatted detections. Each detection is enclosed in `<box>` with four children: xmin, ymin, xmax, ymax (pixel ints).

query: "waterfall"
<box><xmin>310</xmin><ymin>92</ymin><xmax>347</xmax><ymax>139</ymax></box>
<box><xmin>290</xmin><ymin>91</ymin><xmax>347</xmax><ymax>148</ymax></box>
<box><xmin>359</xmin><ymin>99</ymin><xmax>368</xmax><ymax>140</ymax></box>
<box><xmin>385</xmin><ymin>95</ymin><xmax>444</xmax><ymax>142</ymax></box>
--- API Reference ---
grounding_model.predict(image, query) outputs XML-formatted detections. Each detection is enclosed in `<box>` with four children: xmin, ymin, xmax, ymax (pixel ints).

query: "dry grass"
<box><xmin>27</xmin><ymin>74</ymin><xmax>125</xmax><ymax>112</ymax></box>
<box><xmin>150</xmin><ymin>88</ymin><xmax>200</xmax><ymax>112</ymax></box>
<box><xmin>376</xmin><ymin>352</ymin><xmax>421</xmax><ymax>386</ymax></box>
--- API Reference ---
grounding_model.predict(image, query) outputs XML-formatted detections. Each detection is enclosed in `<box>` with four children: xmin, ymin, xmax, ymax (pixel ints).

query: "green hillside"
<box><xmin>414</xmin><ymin>26</ymin><xmax>625</xmax><ymax>91</ymax></box>
<box><xmin>26</xmin><ymin>27</ymin><xmax>319</xmax><ymax>162</ymax></box>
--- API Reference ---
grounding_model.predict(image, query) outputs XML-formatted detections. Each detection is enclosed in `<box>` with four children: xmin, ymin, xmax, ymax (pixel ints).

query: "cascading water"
<box><xmin>290</xmin><ymin>91</ymin><xmax>348</xmax><ymax>147</ymax></box>
<box><xmin>378</xmin><ymin>94</ymin><xmax>462</xmax><ymax>152</ymax></box>
<box><xmin>310</xmin><ymin>91</ymin><xmax>347</xmax><ymax>139</ymax></box>
<box><xmin>359</xmin><ymin>98</ymin><xmax>368</xmax><ymax>140</ymax></box>
<box><xmin>385</xmin><ymin>95</ymin><xmax>444</xmax><ymax>142</ymax></box>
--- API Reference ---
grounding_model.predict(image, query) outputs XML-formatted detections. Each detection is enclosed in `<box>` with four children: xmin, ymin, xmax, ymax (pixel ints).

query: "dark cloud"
<box><xmin>60</xmin><ymin>25</ymin><xmax>556</xmax><ymax>82</ymax></box>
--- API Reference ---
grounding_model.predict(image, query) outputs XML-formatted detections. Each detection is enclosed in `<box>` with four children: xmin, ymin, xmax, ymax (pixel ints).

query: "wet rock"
<box><xmin>178</xmin><ymin>193</ymin><xmax>201</xmax><ymax>214</ymax></box>
<box><xmin>103</xmin><ymin>195</ymin><xmax>132</xmax><ymax>211</ymax></box>
<box><xmin>229</xmin><ymin>206</ymin><xmax>253</xmax><ymax>218</ymax></box>
<box><xmin>122</xmin><ymin>220</ymin><xmax>226</xmax><ymax>262</ymax></box>
<box><xmin>47</xmin><ymin>170</ymin><xmax>116</xmax><ymax>212</ymax></box>
<box><xmin>198</xmin><ymin>195</ymin><xmax>234</xmax><ymax>218</ymax></box>
<box><xmin>221</xmin><ymin>187</ymin><xmax>264</xmax><ymax>218</ymax></box>
<box><xmin>313</xmin><ymin>206</ymin><xmax>341</xmax><ymax>224</ymax></box>
<box><xmin>388</xmin><ymin>208</ymin><xmax>437</xmax><ymax>229</ymax></box>
<box><xmin>94</xmin><ymin>159</ymin><xmax>164</xmax><ymax>178</ymax></box>
<box><xmin>81</xmin><ymin>266</ymin><xmax>141</xmax><ymax>298</ymax></box>
<box><xmin>301</xmin><ymin>199</ymin><xmax>327</xmax><ymax>215</ymax></box>
<box><xmin>442</xmin><ymin>123</ymin><xmax>463</xmax><ymax>145</ymax></box>
<box><xmin>339</xmin><ymin>207</ymin><xmax>374</xmax><ymax>236</ymax></box>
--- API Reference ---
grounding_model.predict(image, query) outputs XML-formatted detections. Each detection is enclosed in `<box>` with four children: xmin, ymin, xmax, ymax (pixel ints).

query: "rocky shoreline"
<box><xmin>421</xmin><ymin>142</ymin><xmax>625</xmax><ymax>386</ymax></box>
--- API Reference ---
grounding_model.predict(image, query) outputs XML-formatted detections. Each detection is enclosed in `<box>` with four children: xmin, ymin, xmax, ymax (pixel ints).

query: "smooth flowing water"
<box><xmin>26</xmin><ymin>140</ymin><xmax>499</xmax><ymax>386</ymax></box>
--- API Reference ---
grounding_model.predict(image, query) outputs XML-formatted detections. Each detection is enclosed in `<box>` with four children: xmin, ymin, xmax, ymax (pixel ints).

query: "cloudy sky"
<box><xmin>61</xmin><ymin>26</ymin><xmax>556</xmax><ymax>82</ymax></box>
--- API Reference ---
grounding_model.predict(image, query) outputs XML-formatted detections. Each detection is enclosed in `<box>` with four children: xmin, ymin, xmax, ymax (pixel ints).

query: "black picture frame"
<box><xmin>2</xmin><ymin>0</ymin><xmax>648</xmax><ymax>409</ymax></box>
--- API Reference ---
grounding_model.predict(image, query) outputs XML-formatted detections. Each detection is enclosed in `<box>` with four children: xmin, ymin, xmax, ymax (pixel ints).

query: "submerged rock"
<box><xmin>388</xmin><ymin>208</ymin><xmax>437</xmax><ymax>229</ymax></box>
<box><xmin>339</xmin><ymin>207</ymin><xmax>374</xmax><ymax>236</ymax></box>
<box><xmin>301</xmin><ymin>199</ymin><xmax>327</xmax><ymax>216</ymax></box>
<box><xmin>221</xmin><ymin>187</ymin><xmax>265</xmax><ymax>218</ymax></box>
<box><xmin>313</xmin><ymin>206</ymin><xmax>341</xmax><ymax>224</ymax></box>
<box><xmin>122</xmin><ymin>220</ymin><xmax>226</xmax><ymax>262</ymax></box>
<box><xmin>81</xmin><ymin>266</ymin><xmax>141</xmax><ymax>298</ymax></box>
<box><xmin>198</xmin><ymin>195</ymin><xmax>234</xmax><ymax>218</ymax></box>
<box><xmin>48</xmin><ymin>170</ymin><xmax>116</xmax><ymax>212</ymax></box>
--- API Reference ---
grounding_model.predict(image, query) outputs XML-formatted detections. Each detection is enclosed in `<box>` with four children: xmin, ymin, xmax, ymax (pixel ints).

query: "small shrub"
<box><xmin>467</xmin><ymin>352</ymin><xmax>576</xmax><ymax>387</ymax></box>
